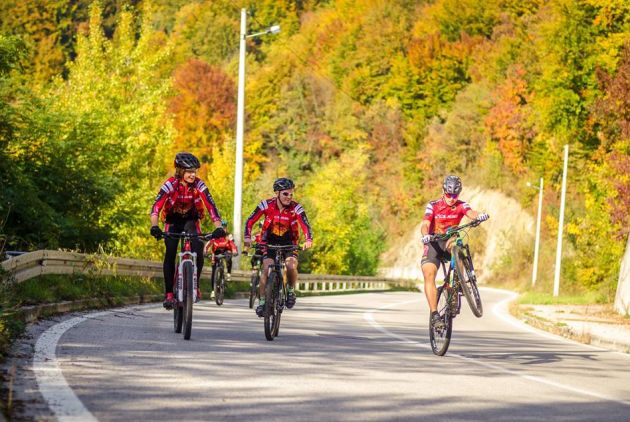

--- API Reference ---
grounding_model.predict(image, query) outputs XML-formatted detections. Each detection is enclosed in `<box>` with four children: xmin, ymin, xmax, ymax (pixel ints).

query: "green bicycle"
<box><xmin>428</xmin><ymin>218</ymin><xmax>486</xmax><ymax>356</ymax></box>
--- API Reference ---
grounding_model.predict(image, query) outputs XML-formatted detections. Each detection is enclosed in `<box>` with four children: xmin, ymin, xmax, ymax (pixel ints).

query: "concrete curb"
<box><xmin>18</xmin><ymin>295</ymin><xmax>163</xmax><ymax>323</ymax></box>
<box><xmin>513</xmin><ymin>307</ymin><xmax>630</xmax><ymax>354</ymax></box>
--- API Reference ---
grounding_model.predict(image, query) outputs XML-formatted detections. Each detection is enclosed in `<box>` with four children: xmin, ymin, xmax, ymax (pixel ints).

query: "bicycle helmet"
<box><xmin>443</xmin><ymin>175</ymin><xmax>462</xmax><ymax>195</ymax></box>
<box><xmin>221</xmin><ymin>219</ymin><xmax>228</xmax><ymax>228</ymax></box>
<box><xmin>174</xmin><ymin>152</ymin><xmax>200</xmax><ymax>169</ymax></box>
<box><xmin>273</xmin><ymin>177</ymin><xmax>295</xmax><ymax>192</ymax></box>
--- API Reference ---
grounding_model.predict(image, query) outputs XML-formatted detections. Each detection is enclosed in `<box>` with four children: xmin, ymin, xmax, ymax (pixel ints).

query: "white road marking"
<box><xmin>33</xmin><ymin>313</ymin><xmax>105</xmax><ymax>421</ymax></box>
<box><xmin>363</xmin><ymin>292</ymin><xmax>630</xmax><ymax>407</ymax></box>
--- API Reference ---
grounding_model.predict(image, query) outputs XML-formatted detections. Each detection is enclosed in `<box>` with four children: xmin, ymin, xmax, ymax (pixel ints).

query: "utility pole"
<box><xmin>531</xmin><ymin>177</ymin><xmax>543</xmax><ymax>287</ymax></box>
<box><xmin>553</xmin><ymin>145</ymin><xmax>569</xmax><ymax>297</ymax></box>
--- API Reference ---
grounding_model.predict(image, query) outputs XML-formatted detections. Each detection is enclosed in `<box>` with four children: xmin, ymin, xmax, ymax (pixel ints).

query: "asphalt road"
<box><xmin>7</xmin><ymin>289</ymin><xmax>630</xmax><ymax>421</ymax></box>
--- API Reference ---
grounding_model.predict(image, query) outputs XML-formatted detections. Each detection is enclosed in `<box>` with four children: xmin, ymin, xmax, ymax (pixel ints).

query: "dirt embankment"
<box><xmin>379</xmin><ymin>186</ymin><xmax>534</xmax><ymax>282</ymax></box>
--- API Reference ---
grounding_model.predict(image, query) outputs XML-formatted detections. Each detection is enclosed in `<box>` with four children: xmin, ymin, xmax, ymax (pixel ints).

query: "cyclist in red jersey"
<box><xmin>420</xmin><ymin>175</ymin><xmax>488</xmax><ymax>329</ymax></box>
<box><xmin>150</xmin><ymin>152</ymin><xmax>224</xmax><ymax>309</ymax></box>
<box><xmin>244</xmin><ymin>178</ymin><xmax>313</xmax><ymax>317</ymax></box>
<box><xmin>204</xmin><ymin>219</ymin><xmax>238</xmax><ymax>298</ymax></box>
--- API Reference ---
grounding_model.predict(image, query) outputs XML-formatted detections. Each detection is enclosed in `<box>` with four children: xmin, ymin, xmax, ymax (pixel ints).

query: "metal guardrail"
<box><xmin>1</xmin><ymin>250</ymin><xmax>416</xmax><ymax>292</ymax></box>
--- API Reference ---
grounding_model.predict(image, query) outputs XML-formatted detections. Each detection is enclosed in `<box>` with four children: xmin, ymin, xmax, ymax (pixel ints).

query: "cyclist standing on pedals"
<box><xmin>150</xmin><ymin>152</ymin><xmax>225</xmax><ymax>310</ymax></box>
<box><xmin>420</xmin><ymin>175</ymin><xmax>489</xmax><ymax>329</ymax></box>
<box><xmin>204</xmin><ymin>219</ymin><xmax>238</xmax><ymax>299</ymax></box>
<box><xmin>244</xmin><ymin>178</ymin><xmax>313</xmax><ymax>317</ymax></box>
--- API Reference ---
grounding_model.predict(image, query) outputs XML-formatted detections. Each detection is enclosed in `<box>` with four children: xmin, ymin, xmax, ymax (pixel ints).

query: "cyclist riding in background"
<box><xmin>249</xmin><ymin>222</ymin><xmax>264</xmax><ymax>269</ymax></box>
<box><xmin>244</xmin><ymin>178</ymin><xmax>313</xmax><ymax>317</ymax></box>
<box><xmin>204</xmin><ymin>219</ymin><xmax>238</xmax><ymax>298</ymax></box>
<box><xmin>420</xmin><ymin>175</ymin><xmax>489</xmax><ymax>329</ymax></box>
<box><xmin>150</xmin><ymin>152</ymin><xmax>224</xmax><ymax>309</ymax></box>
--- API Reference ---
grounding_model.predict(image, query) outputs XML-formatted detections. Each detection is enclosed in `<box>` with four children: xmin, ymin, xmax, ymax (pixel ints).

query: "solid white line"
<box><xmin>33</xmin><ymin>313</ymin><xmax>107</xmax><ymax>422</ymax></box>
<box><xmin>363</xmin><ymin>293</ymin><xmax>630</xmax><ymax>407</ymax></box>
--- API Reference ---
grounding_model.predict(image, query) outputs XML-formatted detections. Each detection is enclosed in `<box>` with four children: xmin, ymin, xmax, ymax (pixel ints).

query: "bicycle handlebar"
<box><xmin>159</xmin><ymin>232</ymin><xmax>214</xmax><ymax>241</ymax></box>
<box><xmin>428</xmin><ymin>218</ymin><xmax>487</xmax><ymax>242</ymax></box>
<box><xmin>264</xmin><ymin>244</ymin><xmax>301</xmax><ymax>251</ymax></box>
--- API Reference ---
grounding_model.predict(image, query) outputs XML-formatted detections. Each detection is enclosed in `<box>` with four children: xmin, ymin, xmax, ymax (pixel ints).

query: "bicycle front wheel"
<box><xmin>215</xmin><ymin>264</ymin><xmax>225</xmax><ymax>306</ymax></box>
<box><xmin>271</xmin><ymin>281</ymin><xmax>284</xmax><ymax>338</ymax></box>
<box><xmin>264</xmin><ymin>272</ymin><xmax>281</xmax><ymax>341</ymax></box>
<box><xmin>182</xmin><ymin>261</ymin><xmax>194</xmax><ymax>340</ymax></box>
<box><xmin>430</xmin><ymin>285</ymin><xmax>453</xmax><ymax>356</ymax></box>
<box><xmin>454</xmin><ymin>246</ymin><xmax>483</xmax><ymax>317</ymax></box>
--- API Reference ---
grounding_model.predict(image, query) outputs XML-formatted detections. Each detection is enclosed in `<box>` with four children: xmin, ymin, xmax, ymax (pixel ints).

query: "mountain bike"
<box><xmin>161</xmin><ymin>231</ymin><xmax>213</xmax><ymax>340</ymax></box>
<box><xmin>428</xmin><ymin>218</ymin><xmax>486</xmax><ymax>355</ymax></box>
<box><xmin>245</xmin><ymin>245</ymin><xmax>263</xmax><ymax>309</ymax></box>
<box><xmin>211</xmin><ymin>251</ymin><xmax>236</xmax><ymax>306</ymax></box>
<box><xmin>262</xmin><ymin>244</ymin><xmax>299</xmax><ymax>341</ymax></box>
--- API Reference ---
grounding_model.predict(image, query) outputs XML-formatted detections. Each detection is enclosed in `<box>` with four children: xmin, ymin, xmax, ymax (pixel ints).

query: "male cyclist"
<box><xmin>204</xmin><ymin>219</ymin><xmax>238</xmax><ymax>298</ymax></box>
<box><xmin>244</xmin><ymin>178</ymin><xmax>313</xmax><ymax>317</ymax></box>
<box><xmin>150</xmin><ymin>152</ymin><xmax>224</xmax><ymax>309</ymax></box>
<box><xmin>420</xmin><ymin>175</ymin><xmax>489</xmax><ymax>329</ymax></box>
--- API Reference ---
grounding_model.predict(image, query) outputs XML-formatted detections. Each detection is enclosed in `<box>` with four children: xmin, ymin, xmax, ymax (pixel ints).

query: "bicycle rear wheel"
<box><xmin>249</xmin><ymin>272</ymin><xmax>259</xmax><ymax>309</ymax></box>
<box><xmin>173</xmin><ymin>271</ymin><xmax>183</xmax><ymax>333</ymax></box>
<box><xmin>182</xmin><ymin>261</ymin><xmax>194</xmax><ymax>340</ymax></box>
<box><xmin>173</xmin><ymin>301</ymin><xmax>183</xmax><ymax>333</ymax></box>
<box><xmin>454</xmin><ymin>246</ymin><xmax>483</xmax><ymax>317</ymax></box>
<box><xmin>264</xmin><ymin>272</ymin><xmax>281</xmax><ymax>341</ymax></box>
<box><xmin>215</xmin><ymin>264</ymin><xmax>225</xmax><ymax>306</ymax></box>
<box><xmin>430</xmin><ymin>285</ymin><xmax>453</xmax><ymax>356</ymax></box>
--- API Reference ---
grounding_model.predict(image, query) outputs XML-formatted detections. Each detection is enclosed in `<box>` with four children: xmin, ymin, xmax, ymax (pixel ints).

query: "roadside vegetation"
<box><xmin>0</xmin><ymin>2</ymin><xmax>628</xmax><ymax>312</ymax></box>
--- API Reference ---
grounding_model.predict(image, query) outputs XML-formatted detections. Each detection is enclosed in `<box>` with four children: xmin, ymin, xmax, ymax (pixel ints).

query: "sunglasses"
<box><xmin>444</xmin><ymin>193</ymin><xmax>458</xmax><ymax>199</ymax></box>
<box><xmin>280</xmin><ymin>192</ymin><xmax>293</xmax><ymax>197</ymax></box>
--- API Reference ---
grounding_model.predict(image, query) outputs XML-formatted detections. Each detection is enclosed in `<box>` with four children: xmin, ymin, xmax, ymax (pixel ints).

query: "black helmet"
<box><xmin>273</xmin><ymin>177</ymin><xmax>295</xmax><ymax>192</ymax></box>
<box><xmin>443</xmin><ymin>175</ymin><xmax>462</xmax><ymax>195</ymax></box>
<box><xmin>174</xmin><ymin>152</ymin><xmax>200</xmax><ymax>169</ymax></box>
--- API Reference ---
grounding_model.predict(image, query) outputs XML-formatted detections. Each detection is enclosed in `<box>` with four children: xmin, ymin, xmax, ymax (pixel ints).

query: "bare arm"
<box><xmin>420</xmin><ymin>219</ymin><xmax>431</xmax><ymax>236</ymax></box>
<box><xmin>465</xmin><ymin>209</ymin><xmax>480</xmax><ymax>220</ymax></box>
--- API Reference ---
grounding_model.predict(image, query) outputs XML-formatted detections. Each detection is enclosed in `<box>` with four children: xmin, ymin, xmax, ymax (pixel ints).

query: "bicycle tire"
<box><xmin>173</xmin><ymin>271</ymin><xmax>183</xmax><ymax>333</ymax></box>
<box><xmin>182</xmin><ymin>261</ymin><xmax>194</xmax><ymax>340</ymax></box>
<box><xmin>454</xmin><ymin>246</ymin><xmax>483</xmax><ymax>317</ymax></box>
<box><xmin>430</xmin><ymin>285</ymin><xmax>453</xmax><ymax>356</ymax></box>
<box><xmin>173</xmin><ymin>300</ymin><xmax>183</xmax><ymax>333</ymax></box>
<box><xmin>264</xmin><ymin>272</ymin><xmax>280</xmax><ymax>341</ymax></box>
<box><xmin>249</xmin><ymin>272</ymin><xmax>259</xmax><ymax>309</ymax></box>
<box><xmin>271</xmin><ymin>281</ymin><xmax>283</xmax><ymax>338</ymax></box>
<box><xmin>215</xmin><ymin>263</ymin><xmax>225</xmax><ymax>306</ymax></box>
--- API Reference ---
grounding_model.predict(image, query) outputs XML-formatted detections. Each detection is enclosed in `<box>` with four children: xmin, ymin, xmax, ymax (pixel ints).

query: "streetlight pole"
<box><xmin>553</xmin><ymin>145</ymin><xmax>569</xmax><ymax>297</ymax></box>
<box><xmin>528</xmin><ymin>178</ymin><xmax>544</xmax><ymax>287</ymax></box>
<box><xmin>232</xmin><ymin>9</ymin><xmax>279</xmax><ymax>270</ymax></box>
<box><xmin>232</xmin><ymin>8</ymin><xmax>246</xmax><ymax>270</ymax></box>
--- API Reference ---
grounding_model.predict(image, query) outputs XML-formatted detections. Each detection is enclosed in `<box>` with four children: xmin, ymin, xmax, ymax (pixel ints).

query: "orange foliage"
<box><xmin>484</xmin><ymin>66</ymin><xmax>535</xmax><ymax>174</ymax></box>
<box><xmin>168</xmin><ymin>59</ymin><xmax>236</xmax><ymax>175</ymax></box>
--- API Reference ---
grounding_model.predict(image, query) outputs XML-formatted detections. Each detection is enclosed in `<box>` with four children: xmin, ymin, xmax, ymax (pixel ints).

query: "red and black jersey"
<box><xmin>244</xmin><ymin>198</ymin><xmax>312</xmax><ymax>245</ymax></box>
<box><xmin>205</xmin><ymin>236</ymin><xmax>238</xmax><ymax>255</ymax></box>
<box><xmin>151</xmin><ymin>176</ymin><xmax>221</xmax><ymax>223</ymax></box>
<box><xmin>423</xmin><ymin>198</ymin><xmax>471</xmax><ymax>234</ymax></box>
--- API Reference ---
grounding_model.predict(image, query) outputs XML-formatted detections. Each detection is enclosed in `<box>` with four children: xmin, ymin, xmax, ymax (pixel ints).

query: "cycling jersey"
<box><xmin>205</xmin><ymin>235</ymin><xmax>238</xmax><ymax>255</ymax></box>
<box><xmin>423</xmin><ymin>198</ymin><xmax>471</xmax><ymax>234</ymax></box>
<box><xmin>151</xmin><ymin>176</ymin><xmax>221</xmax><ymax>224</ymax></box>
<box><xmin>244</xmin><ymin>198</ymin><xmax>312</xmax><ymax>245</ymax></box>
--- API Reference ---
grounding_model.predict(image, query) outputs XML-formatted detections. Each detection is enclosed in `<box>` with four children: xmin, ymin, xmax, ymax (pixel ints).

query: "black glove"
<box><xmin>211</xmin><ymin>227</ymin><xmax>227</xmax><ymax>239</ymax></box>
<box><xmin>150</xmin><ymin>225</ymin><xmax>163</xmax><ymax>240</ymax></box>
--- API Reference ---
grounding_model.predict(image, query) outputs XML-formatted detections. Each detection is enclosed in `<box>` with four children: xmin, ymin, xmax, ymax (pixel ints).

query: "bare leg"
<box><xmin>422</xmin><ymin>263</ymin><xmax>439</xmax><ymax>313</ymax></box>
<box><xmin>258</xmin><ymin>258</ymin><xmax>274</xmax><ymax>300</ymax></box>
<box><xmin>285</xmin><ymin>256</ymin><xmax>298</xmax><ymax>288</ymax></box>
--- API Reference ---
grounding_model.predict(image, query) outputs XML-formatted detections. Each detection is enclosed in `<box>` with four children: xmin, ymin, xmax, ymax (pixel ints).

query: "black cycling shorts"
<box><xmin>262</xmin><ymin>245</ymin><xmax>298</xmax><ymax>262</ymax></box>
<box><xmin>421</xmin><ymin>239</ymin><xmax>451</xmax><ymax>267</ymax></box>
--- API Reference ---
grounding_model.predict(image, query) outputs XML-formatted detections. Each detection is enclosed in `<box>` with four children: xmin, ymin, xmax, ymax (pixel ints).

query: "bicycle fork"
<box><xmin>176</xmin><ymin>252</ymin><xmax>198</xmax><ymax>303</ymax></box>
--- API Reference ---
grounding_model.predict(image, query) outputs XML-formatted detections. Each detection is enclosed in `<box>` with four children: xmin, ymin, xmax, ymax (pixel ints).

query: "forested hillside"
<box><xmin>1</xmin><ymin>0</ymin><xmax>628</xmax><ymax>298</ymax></box>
